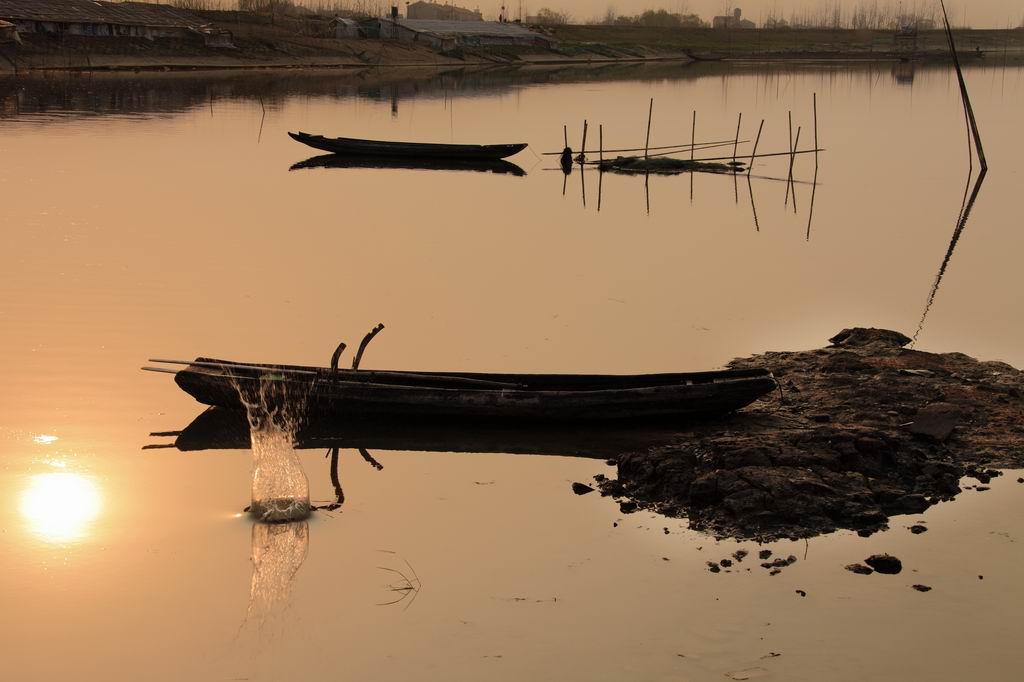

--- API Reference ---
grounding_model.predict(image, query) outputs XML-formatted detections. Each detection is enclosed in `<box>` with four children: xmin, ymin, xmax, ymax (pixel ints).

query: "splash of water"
<box><xmin>234</xmin><ymin>373</ymin><xmax>311</xmax><ymax>522</ymax></box>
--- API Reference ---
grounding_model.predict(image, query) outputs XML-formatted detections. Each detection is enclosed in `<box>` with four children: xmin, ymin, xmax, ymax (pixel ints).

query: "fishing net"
<box><xmin>234</xmin><ymin>373</ymin><xmax>311</xmax><ymax>522</ymax></box>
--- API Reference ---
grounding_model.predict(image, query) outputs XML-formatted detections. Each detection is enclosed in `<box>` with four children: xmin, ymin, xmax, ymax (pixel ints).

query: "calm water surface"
<box><xmin>1</xmin><ymin>63</ymin><xmax>1023</xmax><ymax>681</ymax></box>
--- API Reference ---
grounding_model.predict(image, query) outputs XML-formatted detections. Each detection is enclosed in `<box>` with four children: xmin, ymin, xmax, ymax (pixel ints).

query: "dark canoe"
<box><xmin>168</xmin><ymin>358</ymin><xmax>776</xmax><ymax>423</ymax></box>
<box><xmin>288</xmin><ymin>131</ymin><xmax>527</xmax><ymax>160</ymax></box>
<box><xmin>289</xmin><ymin>153</ymin><xmax>526</xmax><ymax>176</ymax></box>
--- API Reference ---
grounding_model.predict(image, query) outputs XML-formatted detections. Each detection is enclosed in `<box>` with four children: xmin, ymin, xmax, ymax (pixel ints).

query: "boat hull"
<box><xmin>172</xmin><ymin>359</ymin><xmax>776</xmax><ymax>423</ymax></box>
<box><xmin>288</xmin><ymin>131</ymin><xmax>527</xmax><ymax>160</ymax></box>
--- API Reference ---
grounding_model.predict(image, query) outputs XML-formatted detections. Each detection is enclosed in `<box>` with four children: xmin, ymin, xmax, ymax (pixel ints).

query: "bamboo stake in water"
<box><xmin>689</xmin><ymin>110</ymin><xmax>696</xmax><ymax>203</ymax></box>
<box><xmin>940</xmin><ymin>0</ymin><xmax>987</xmax><ymax>171</ymax></box>
<box><xmin>749</xmin><ymin>119</ymin><xmax>764</xmax><ymax>175</ymax></box>
<box><xmin>599</xmin><ymin>124</ymin><xmax>604</xmax><ymax>168</ymax></box>
<box><xmin>787</xmin><ymin>127</ymin><xmax>802</xmax><ymax>211</ymax></box>
<box><xmin>812</xmin><ymin>92</ymin><xmax>819</xmax><ymax>168</ymax></box>
<box><xmin>580</xmin><ymin>120</ymin><xmax>588</xmax><ymax>162</ymax></box>
<box><xmin>732</xmin><ymin>112</ymin><xmax>743</xmax><ymax>163</ymax></box>
<box><xmin>644</xmin><ymin>98</ymin><xmax>653</xmax><ymax>160</ymax></box>
<box><xmin>787</xmin><ymin>111</ymin><xmax>793</xmax><ymax>165</ymax></box>
<box><xmin>690</xmin><ymin>111</ymin><xmax>696</xmax><ymax>161</ymax></box>
<box><xmin>563</xmin><ymin>125</ymin><xmax>568</xmax><ymax>148</ymax></box>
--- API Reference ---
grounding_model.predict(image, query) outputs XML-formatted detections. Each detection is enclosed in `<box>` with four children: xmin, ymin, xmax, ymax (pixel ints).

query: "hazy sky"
<box><xmin>487</xmin><ymin>1</ymin><xmax>1023</xmax><ymax>27</ymax></box>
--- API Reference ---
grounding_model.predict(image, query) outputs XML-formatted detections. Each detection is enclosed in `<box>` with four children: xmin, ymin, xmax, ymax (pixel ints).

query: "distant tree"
<box><xmin>534</xmin><ymin>7</ymin><xmax>571</xmax><ymax>25</ymax></box>
<box><xmin>602</xmin><ymin>5</ymin><xmax>617</xmax><ymax>25</ymax></box>
<box><xmin>638</xmin><ymin>9</ymin><xmax>680</xmax><ymax>28</ymax></box>
<box><xmin>172</xmin><ymin>0</ymin><xmax>214</xmax><ymax>9</ymax></box>
<box><xmin>607</xmin><ymin>9</ymin><xmax>706</xmax><ymax>29</ymax></box>
<box><xmin>237</xmin><ymin>0</ymin><xmax>300</xmax><ymax>13</ymax></box>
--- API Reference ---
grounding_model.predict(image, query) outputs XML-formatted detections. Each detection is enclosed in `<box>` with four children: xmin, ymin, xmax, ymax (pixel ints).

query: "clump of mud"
<box><xmin>599</xmin><ymin>155</ymin><xmax>743</xmax><ymax>175</ymax></box>
<box><xmin>597</xmin><ymin>328</ymin><xmax>1024</xmax><ymax>540</ymax></box>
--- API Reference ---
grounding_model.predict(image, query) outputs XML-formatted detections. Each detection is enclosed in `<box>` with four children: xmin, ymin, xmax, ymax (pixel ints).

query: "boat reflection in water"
<box><xmin>289</xmin><ymin>153</ymin><xmax>527</xmax><ymax>176</ymax></box>
<box><xmin>150</xmin><ymin>407</ymin><xmax>681</xmax><ymax>509</ymax></box>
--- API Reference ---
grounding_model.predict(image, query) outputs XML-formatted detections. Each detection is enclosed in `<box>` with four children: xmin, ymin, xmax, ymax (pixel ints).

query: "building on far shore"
<box><xmin>0</xmin><ymin>18</ymin><xmax>19</xmax><ymax>43</ymax></box>
<box><xmin>406</xmin><ymin>2</ymin><xmax>483</xmax><ymax>22</ymax></box>
<box><xmin>372</xmin><ymin>17</ymin><xmax>552</xmax><ymax>51</ymax></box>
<box><xmin>0</xmin><ymin>0</ymin><xmax>233</xmax><ymax>46</ymax></box>
<box><xmin>330</xmin><ymin>17</ymin><xmax>363</xmax><ymax>39</ymax></box>
<box><xmin>712</xmin><ymin>8</ymin><xmax>756</xmax><ymax>29</ymax></box>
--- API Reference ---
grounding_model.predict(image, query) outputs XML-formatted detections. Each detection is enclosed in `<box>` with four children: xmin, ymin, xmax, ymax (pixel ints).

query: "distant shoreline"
<box><xmin>2</xmin><ymin>26</ymin><xmax>1022</xmax><ymax>75</ymax></box>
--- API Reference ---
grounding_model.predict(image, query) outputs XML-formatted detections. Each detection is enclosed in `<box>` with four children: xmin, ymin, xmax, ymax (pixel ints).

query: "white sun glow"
<box><xmin>19</xmin><ymin>473</ymin><xmax>102</xmax><ymax>543</ymax></box>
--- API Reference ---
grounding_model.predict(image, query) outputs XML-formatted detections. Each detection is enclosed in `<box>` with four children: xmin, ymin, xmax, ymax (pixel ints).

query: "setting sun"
<box><xmin>19</xmin><ymin>473</ymin><xmax>102</xmax><ymax>544</ymax></box>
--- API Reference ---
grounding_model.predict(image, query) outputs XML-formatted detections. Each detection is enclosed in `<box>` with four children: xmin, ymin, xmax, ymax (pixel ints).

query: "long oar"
<box><xmin>543</xmin><ymin>137</ymin><xmax>744</xmax><ymax>156</ymax></box>
<box><xmin>149</xmin><ymin>358</ymin><xmax>318</xmax><ymax>375</ymax></box>
<box><xmin>146</xmin><ymin>359</ymin><xmax>521</xmax><ymax>389</ymax></box>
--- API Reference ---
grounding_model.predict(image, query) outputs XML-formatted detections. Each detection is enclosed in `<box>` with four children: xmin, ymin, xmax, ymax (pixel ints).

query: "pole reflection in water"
<box><xmin>572</xmin><ymin>159</ymin><xmax>818</xmax><ymax>238</ymax></box>
<box><xmin>913</xmin><ymin>167</ymin><xmax>988</xmax><ymax>342</ymax></box>
<box><xmin>244</xmin><ymin>520</ymin><xmax>309</xmax><ymax>634</ymax></box>
<box><xmin>805</xmin><ymin>165</ymin><xmax>819</xmax><ymax>241</ymax></box>
<box><xmin>747</xmin><ymin>173</ymin><xmax>761</xmax><ymax>232</ymax></box>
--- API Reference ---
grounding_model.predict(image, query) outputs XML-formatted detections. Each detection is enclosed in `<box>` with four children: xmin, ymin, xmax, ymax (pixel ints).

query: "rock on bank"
<box><xmin>599</xmin><ymin>328</ymin><xmax>1024</xmax><ymax>540</ymax></box>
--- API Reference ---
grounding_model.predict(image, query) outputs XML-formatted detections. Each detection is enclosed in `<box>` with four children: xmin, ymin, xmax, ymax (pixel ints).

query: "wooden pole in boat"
<box><xmin>352</xmin><ymin>323</ymin><xmax>385</xmax><ymax>371</ymax></box>
<box><xmin>732</xmin><ymin>112</ymin><xmax>742</xmax><ymax>163</ymax></box>
<box><xmin>690</xmin><ymin>111</ymin><xmax>696</xmax><ymax>161</ymax></box>
<box><xmin>644</xmin><ymin>98</ymin><xmax>654</xmax><ymax>160</ymax></box>
<box><xmin>330</xmin><ymin>341</ymin><xmax>347</xmax><ymax>373</ymax></box>
<box><xmin>749</xmin><ymin>119</ymin><xmax>764</xmax><ymax>175</ymax></box>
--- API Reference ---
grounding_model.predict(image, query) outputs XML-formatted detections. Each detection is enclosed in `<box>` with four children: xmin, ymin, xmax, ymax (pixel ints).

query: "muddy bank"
<box><xmin>549</xmin><ymin>26</ymin><xmax>1024</xmax><ymax>64</ymax></box>
<box><xmin>0</xmin><ymin>30</ymin><xmax>691</xmax><ymax>74</ymax></box>
<box><xmin>597</xmin><ymin>329</ymin><xmax>1024</xmax><ymax>540</ymax></box>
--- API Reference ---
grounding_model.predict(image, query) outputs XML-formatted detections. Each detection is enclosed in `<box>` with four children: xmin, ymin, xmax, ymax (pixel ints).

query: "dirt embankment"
<box><xmin>6</xmin><ymin>20</ymin><xmax>1021</xmax><ymax>74</ymax></box>
<box><xmin>596</xmin><ymin>329</ymin><xmax>1024</xmax><ymax>541</ymax></box>
<box><xmin>547</xmin><ymin>26</ymin><xmax>1024</xmax><ymax>62</ymax></box>
<box><xmin>0</xmin><ymin>32</ymin><xmax>462</xmax><ymax>73</ymax></box>
<box><xmin>0</xmin><ymin>18</ymin><xmax>691</xmax><ymax>74</ymax></box>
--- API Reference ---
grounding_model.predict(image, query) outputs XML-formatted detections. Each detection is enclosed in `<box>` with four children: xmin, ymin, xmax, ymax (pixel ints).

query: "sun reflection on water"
<box><xmin>19</xmin><ymin>472</ymin><xmax>102</xmax><ymax>543</ymax></box>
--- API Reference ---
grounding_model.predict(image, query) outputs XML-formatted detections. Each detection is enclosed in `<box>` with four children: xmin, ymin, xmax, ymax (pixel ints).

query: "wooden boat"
<box><xmin>145</xmin><ymin>358</ymin><xmax>776</xmax><ymax>423</ymax></box>
<box><xmin>288</xmin><ymin>131</ymin><xmax>527</xmax><ymax>160</ymax></box>
<box><xmin>290</xmin><ymin>153</ymin><xmax>526</xmax><ymax>176</ymax></box>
